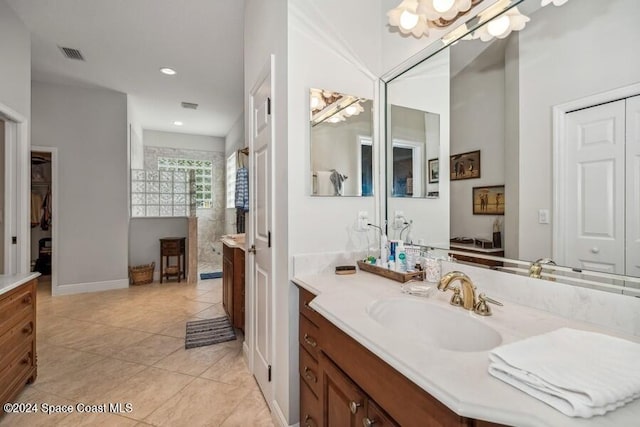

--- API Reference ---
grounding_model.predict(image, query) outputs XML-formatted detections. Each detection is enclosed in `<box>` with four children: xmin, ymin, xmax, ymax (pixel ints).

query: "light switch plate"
<box><xmin>538</xmin><ymin>209</ymin><xmax>550</xmax><ymax>224</ymax></box>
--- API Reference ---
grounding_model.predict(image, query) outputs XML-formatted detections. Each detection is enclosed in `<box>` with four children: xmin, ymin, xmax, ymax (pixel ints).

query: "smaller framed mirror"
<box><xmin>309</xmin><ymin>88</ymin><xmax>373</xmax><ymax>197</ymax></box>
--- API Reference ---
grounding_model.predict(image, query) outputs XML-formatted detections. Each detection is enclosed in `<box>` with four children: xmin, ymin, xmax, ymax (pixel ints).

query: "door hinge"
<box><xmin>11</xmin><ymin>236</ymin><xmax>17</xmax><ymax>245</ymax></box>
<box><xmin>267</xmin><ymin>97</ymin><xmax>271</xmax><ymax>115</ymax></box>
<box><xmin>268</xmin><ymin>365</ymin><xmax>272</xmax><ymax>382</ymax></box>
<box><xmin>268</xmin><ymin>231</ymin><xmax>271</xmax><ymax>248</ymax></box>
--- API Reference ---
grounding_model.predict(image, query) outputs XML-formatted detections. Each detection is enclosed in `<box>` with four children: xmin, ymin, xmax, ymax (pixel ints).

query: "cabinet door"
<box><xmin>320</xmin><ymin>352</ymin><xmax>366</xmax><ymax>427</ymax></box>
<box><xmin>233</xmin><ymin>248</ymin><xmax>245</xmax><ymax>330</ymax></box>
<box><xmin>364</xmin><ymin>400</ymin><xmax>399</xmax><ymax>427</ymax></box>
<box><xmin>222</xmin><ymin>255</ymin><xmax>234</xmax><ymax>321</ymax></box>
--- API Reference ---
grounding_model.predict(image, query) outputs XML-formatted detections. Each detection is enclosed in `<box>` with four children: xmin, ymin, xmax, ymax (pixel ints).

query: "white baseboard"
<box><xmin>271</xmin><ymin>400</ymin><xmax>291</xmax><ymax>427</ymax></box>
<box><xmin>53</xmin><ymin>278</ymin><xmax>129</xmax><ymax>296</ymax></box>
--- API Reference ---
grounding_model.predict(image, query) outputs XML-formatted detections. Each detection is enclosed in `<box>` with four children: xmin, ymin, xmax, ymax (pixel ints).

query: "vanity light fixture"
<box><xmin>387</xmin><ymin>0</ymin><xmax>483</xmax><ymax>38</ymax></box>
<box><xmin>173</xmin><ymin>121</ymin><xmax>183</xmax><ymax>126</ymax></box>
<box><xmin>160</xmin><ymin>67</ymin><xmax>177</xmax><ymax>76</ymax></box>
<box><xmin>311</xmin><ymin>93</ymin><xmax>364</xmax><ymax>126</ymax></box>
<box><xmin>541</xmin><ymin>0</ymin><xmax>569</xmax><ymax>6</ymax></box>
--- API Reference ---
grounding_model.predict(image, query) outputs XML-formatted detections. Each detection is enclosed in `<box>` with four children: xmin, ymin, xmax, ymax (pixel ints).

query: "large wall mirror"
<box><xmin>310</xmin><ymin>88</ymin><xmax>373</xmax><ymax>197</ymax></box>
<box><xmin>385</xmin><ymin>0</ymin><xmax>640</xmax><ymax>293</ymax></box>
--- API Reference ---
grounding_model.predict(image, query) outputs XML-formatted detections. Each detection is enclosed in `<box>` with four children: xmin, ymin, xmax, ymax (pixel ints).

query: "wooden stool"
<box><xmin>160</xmin><ymin>237</ymin><xmax>186</xmax><ymax>283</ymax></box>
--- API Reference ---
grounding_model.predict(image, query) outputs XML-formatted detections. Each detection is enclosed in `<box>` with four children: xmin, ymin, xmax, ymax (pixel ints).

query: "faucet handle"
<box><xmin>449</xmin><ymin>287</ymin><xmax>463</xmax><ymax>307</ymax></box>
<box><xmin>474</xmin><ymin>293</ymin><xmax>503</xmax><ymax>316</ymax></box>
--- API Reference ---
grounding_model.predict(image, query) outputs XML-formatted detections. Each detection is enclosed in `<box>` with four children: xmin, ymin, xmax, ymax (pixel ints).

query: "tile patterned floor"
<box><xmin>0</xmin><ymin>277</ymin><xmax>273</xmax><ymax>427</ymax></box>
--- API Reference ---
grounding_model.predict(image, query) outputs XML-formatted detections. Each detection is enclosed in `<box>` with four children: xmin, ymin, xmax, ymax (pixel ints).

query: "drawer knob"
<box><xmin>303</xmin><ymin>301</ymin><xmax>315</xmax><ymax>312</ymax></box>
<box><xmin>303</xmin><ymin>334</ymin><xmax>317</xmax><ymax>348</ymax></box>
<box><xmin>349</xmin><ymin>401</ymin><xmax>361</xmax><ymax>414</ymax></box>
<box><xmin>303</xmin><ymin>366</ymin><xmax>317</xmax><ymax>383</ymax></box>
<box><xmin>304</xmin><ymin>415</ymin><xmax>317</xmax><ymax>427</ymax></box>
<box><xmin>22</xmin><ymin>294</ymin><xmax>33</xmax><ymax>305</ymax></box>
<box><xmin>22</xmin><ymin>322</ymin><xmax>34</xmax><ymax>335</ymax></box>
<box><xmin>21</xmin><ymin>355</ymin><xmax>31</xmax><ymax>365</ymax></box>
<box><xmin>363</xmin><ymin>417</ymin><xmax>377</xmax><ymax>427</ymax></box>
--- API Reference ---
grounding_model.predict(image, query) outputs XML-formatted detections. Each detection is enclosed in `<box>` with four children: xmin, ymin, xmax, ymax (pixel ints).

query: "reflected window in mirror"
<box><xmin>309</xmin><ymin>88</ymin><xmax>374</xmax><ymax>197</ymax></box>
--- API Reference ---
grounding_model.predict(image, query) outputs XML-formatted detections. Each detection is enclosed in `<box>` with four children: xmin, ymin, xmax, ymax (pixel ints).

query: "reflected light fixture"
<box><xmin>471</xmin><ymin>0</ymin><xmax>529</xmax><ymax>41</ymax></box>
<box><xmin>160</xmin><ymin>67</ymin><xmax>177</xmax><ymax>76</ymax></box>
<box><xmin>310</xmin><ymin>90</ymin><xmax>365</xmax><ymax>126</ymax></box>
<box><xmin>173</xmin><ymin>121</ymin><xmax>183</xmax><ymax>126</ymax></box>
<box><xmin>388</xmin><ymin>0</ymin><xmax>482</xmax><ymax>38</ymax></box>
<box><xmin>541</xmin><ymin>0</ymin><xmax>569</xmax><ymax>6</ymax></box>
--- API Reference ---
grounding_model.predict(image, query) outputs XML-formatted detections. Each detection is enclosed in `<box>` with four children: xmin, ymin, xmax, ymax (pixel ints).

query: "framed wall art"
<box><xmin>450</xmin><ymin>150</ymin><xmax>480</xmax><ymax>181</ymax></box>
<box><xmin>473</xmin><ymin>185</ymin><xmax>505</xmax><ymax>215</ymax></box>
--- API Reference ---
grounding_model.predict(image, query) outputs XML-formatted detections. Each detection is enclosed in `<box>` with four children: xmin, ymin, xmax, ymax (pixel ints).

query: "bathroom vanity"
<box><xmin>0</xmin><ymin>273</ymin><xmax>39</xmax><ymax>413</ymax></box>
<box><xmin>293</xmin><ymin>270</ymin><xmax>640</xmax><ymax>427</ymax></box>
<box><xmin>222</xmin><ymin>235</ymin><xmax>245</xmax><ymax>330</ymax></box>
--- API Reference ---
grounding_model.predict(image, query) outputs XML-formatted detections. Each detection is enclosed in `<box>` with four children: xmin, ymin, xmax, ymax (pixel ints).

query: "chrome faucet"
<box><xmin>437</xmin><ymin>271</ymin><xmax>476</xmax><ymax>310</ymax></box>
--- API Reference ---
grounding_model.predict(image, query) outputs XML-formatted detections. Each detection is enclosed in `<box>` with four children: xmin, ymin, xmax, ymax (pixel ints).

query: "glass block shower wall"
<box><xmin>131</xmin><ymin>169</ymin><xmax>196</xmax><ymax>217</ymax></box>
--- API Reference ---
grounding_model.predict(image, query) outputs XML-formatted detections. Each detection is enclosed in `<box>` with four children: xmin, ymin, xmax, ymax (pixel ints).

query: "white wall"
<box><xmin>0</xmin><ymin>0</ymin><xmax>30</xmax><ymax>118</ymax></box>
<box><xmin>386</xmin><ymin>49</ymin><xmax>450</xmax><ymax>247</ymax></box>
<box><xmin>450</xmin><ymin>40</ymin><xmax>505</xmax><ymax>244</ymax></box>
<box><xmin>0</xmin><ymin>120</ymin><xmax>4</xmax><ymax>272</ymax></box>
<box><xmin>128</xmin><ymin>96</ymin><xmax>144</xmax><ymax>170</ymax></box>
<box><xmin>143</xmin><ymin>129</ymin><xmax>225</xmax><ymax>152</ymax></box>
<box><xmin>31</xmin><ymin>81</ymin><xmax>128</xmax><ymax>294</ymax></box>
<box><xmin>517</xmin><ymin>0</ymin><xmax>640</xmax><ymax>261</ymax></box>
<box><xmin>504</xmin><ymin>35</ymin><xmax>520</xmax><ymax>258</ymax></box>
<box><xmin>245</xmin><ymin>0</ymin><xmax>290</xmax><ymax>423</ymax></box>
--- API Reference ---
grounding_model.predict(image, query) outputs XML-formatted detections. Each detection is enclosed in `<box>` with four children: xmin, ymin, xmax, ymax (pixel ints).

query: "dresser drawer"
<box><xmin>0</xmin><ymin>284</ymin><xmax>35</xmax><ymax>336</ymax></box>
<box><xmin>300</xmin><ymin>379</ymin><xmax>322</xmax><ymax>427</ymax></box>
<box><xmin>0</xmin><ymin>341</ymin><xmax>34</xmax><ymax>402</ymax></box>
<box><xmin>299</xmin><ymin>315</ymin><xmax>320</xmax><ymax>359</ymax></box>
<box><xmin>161</xmin><ymin>241</ymin><xmax>182</xmax><ymax>255</ymax></box>
<box><xmin>299</xmin><ymin>287</ymin><xmax>321</xmax><ymax>325</ymax></box>
<box><xmin>0</xmin><ymin>314</ymin><xmax>34</xmax><ymax>367</ymax></box>
<box><xmin>299</xmin><ymin>346</ymin><xmax>320</xmax><ymax>398</ymax></box>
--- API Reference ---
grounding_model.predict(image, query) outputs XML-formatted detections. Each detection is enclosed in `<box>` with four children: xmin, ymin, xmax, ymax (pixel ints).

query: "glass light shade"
<box><xmin>345</xmin><ymin>105</ymin><xmax>358</xmax><ymax>116</ymax></box>
<box><xmin>487</xmin><ymin>15</ymin><xmax>510</xmax><ymax>37</ymax></box>
<box><xmin>433</xmin><ymin>0</ymin><xmax>455</xmax><ymax>13</ymax></box>
<box><xmin>400</xmin><ymin>10</ymin><xmax>420</xmax><ymax>30</ymax></box>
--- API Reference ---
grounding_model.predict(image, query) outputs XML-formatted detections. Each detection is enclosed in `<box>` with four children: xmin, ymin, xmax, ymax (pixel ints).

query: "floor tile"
<box><xmin>0</xmin><ymin>388</ymin><xmax>74</xmax><ymax>427</ymax></box>
<box><xmin>112</xmin><ymin>335</ymin><xmax>185</xmax><ymax>365</ymax></box>
<box><xmin>153</xmin><ymin>344</ymin><xmax>230</xmax><ymax>377</ymax></box>
<box><xmin>144</xmin><ymin>378</ymin><xmax>251</xmax><ymax>426</ymax></box>
<box><xmin>220</xmin><ymin>389</ymin><xmax>274</xmax><ymax>427</ymax></box>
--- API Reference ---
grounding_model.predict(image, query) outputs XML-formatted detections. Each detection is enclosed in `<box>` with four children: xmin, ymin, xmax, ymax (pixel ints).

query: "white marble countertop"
<box><xmin>0</xmin><ymin>272</ymin><xmax>40</xmax><ymax>296</ymax></box>
<box><xmin>292</xmin><ymin>270</ymin><xmax>640</xmax><ymax>427</ymax></box>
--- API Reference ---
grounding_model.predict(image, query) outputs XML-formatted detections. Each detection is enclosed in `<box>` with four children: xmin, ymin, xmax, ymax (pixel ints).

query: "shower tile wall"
<box><xmin>144</xmin><ymin>146</ymin><xmax>225</xmax><ymax>272</ymax></box>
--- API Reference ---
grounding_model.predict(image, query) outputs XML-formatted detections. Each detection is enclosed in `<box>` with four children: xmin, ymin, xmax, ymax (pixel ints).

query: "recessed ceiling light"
<box><xmin>160</xmin><ymin>67</ymin><xmax>177</xmax><ymax>76</ymax></box>
<box><xmin>173</xmin><ymin>121</ymin><xmax>183</xmax><ymax>126</ymax></box>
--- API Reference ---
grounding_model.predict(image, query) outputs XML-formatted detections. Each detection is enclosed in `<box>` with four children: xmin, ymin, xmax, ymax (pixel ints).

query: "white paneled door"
<box><xmin>249</xmin><ymin>61</ymin><xmax>273</xmax><ymax>406</ymax></box>
<box><xmin>563</xmin><ymin>100</ymin><xmax>626</xmax><ymax>274</ymax></box>
<box><xmin>626</xmin><ymin>95</ymin><xmax>640</xmax><ymax>277</ymax></box>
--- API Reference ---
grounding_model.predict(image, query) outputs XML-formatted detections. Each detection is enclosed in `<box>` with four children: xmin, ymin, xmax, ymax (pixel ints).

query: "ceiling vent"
<box><xmin>59</xmin><ymin>46</ymin><xmax>85</xmax><ymax>61</ymax></box>
<box><xmin>181</xmin><ymin>102</ymin><xmax>199</xmax><ymax>110</ymax></box>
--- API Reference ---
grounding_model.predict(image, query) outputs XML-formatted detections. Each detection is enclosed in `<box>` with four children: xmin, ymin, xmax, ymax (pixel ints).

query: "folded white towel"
<box><xmin>488</xmin><ymin>328</ymin><xmax>640</xmax><ymax>418</ymax></box>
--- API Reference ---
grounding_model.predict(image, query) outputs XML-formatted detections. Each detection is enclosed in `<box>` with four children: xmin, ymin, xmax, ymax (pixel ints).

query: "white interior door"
<box><xmin>626</xmin><ymin>95</ymin><xmax>640</xmax><ymax>277</ymax></box>
<box><xmin>250</xmin><ymin>64</ymin><xmax>273</xmax><ymax>405</ymax></box>
<box><xmin>563</xmin><ymin>100</ymin><xmax>626</xmax><ymax>274</ymax></box>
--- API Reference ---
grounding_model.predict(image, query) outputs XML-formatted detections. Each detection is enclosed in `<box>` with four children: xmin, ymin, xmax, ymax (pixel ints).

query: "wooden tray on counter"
<box><xmin>356</xmin><ymin>261</ymin><xmax>424</xmax><ymax>283</ymax></box>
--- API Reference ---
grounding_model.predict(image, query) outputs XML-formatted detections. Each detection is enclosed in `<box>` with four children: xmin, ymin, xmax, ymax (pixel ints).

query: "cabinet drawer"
<box><xmin>300</xmin><ymin>346</ymin><xmax>320</xmax><ymax>398</ymax></box>
<box><xmin>299</xmin><ymin>315</ymin><xmax>320</xmax><ymax>359</ymax></box>
<box><xmin>0</xmin><ymin>285</ymin><xmax>35</xmax><ymax>336</ymax></box>
<box><xmin>0</xmin><ymin>342</ymin><xmax>34</xmax><ymax>401</ymax></box>
<box><xmin>299</xmin><ymin>287</ymin><xmax>322</xmax><ymax>325</ymax></box>
<box><xmin>0</xmin><ymin>314</ymin><xmax>34</xmax><ymax>367</ymax></box>
<box><xmin>161</xmin><ymin>242</ymin><xmax>182</xmax><ymax>255</ymax></box>
<box><xmin>300</xmin><ymin>379</ymin><xmax>321</xmax><ymax>427</ymax></box>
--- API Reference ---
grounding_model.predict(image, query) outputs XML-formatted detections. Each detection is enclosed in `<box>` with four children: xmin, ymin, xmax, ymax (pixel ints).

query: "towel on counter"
<box><xmin>234</xmin><ymin>167</ymin><xmax>249</xmax><ymax>212</ymax></box>
<box><xmin>488</xmin><ymin>327</ymin><xmax>640</xmax><ymax>418</ymax></box>
<box><xmin>315</xmin><ymin>171</ymin><xmax>333</xmax><ymax>196</ymax></box>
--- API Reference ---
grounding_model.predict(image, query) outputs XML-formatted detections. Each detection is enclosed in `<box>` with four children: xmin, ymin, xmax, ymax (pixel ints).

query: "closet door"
<box><xmin>563</xmin><ymin>100</ymin><xmax>626</xmax><ymax>274</ymax></box>
<box><xmin>626</xmin><ymin>95</ymin><xmax>640</xmax><ymax>278</ymax></box>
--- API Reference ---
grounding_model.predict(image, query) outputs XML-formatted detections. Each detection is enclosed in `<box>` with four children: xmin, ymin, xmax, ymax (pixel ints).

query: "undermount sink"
<box><xmin>367</xmin><ymin>297</ymin><xmax>502</xmax><ymax>352</ymax></box>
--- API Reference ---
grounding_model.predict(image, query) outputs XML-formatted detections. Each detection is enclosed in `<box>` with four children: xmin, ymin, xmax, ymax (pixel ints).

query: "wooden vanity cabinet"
<box><xmin>222</xmin><ymin>242</ymin><xmax>245</xmax><ymax>330</ymax></box>
<box><xmin>0</xmin><ymin>279</ymin><xmax>37</xmax><ymax>413</ymax></box>
<box><xmin>297</xmin><ymin>286</ymin><xmax>503</xmax><ymax>427</ymax></box>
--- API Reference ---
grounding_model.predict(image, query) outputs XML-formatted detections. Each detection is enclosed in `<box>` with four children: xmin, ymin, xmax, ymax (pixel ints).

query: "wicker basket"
<box><xmin>129</xmin><ymin>262</ymin><xmax>155</xmax><ymax>285</ymax></box>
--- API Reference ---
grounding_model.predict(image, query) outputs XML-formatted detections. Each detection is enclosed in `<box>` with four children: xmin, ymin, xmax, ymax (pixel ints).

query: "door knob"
<box><xmin>248</xmin><ymin>245</ymin><xmax>256</xmax><ymax>254</ymax></box>
<box><xmin>591</xmin><ymin>247</ymin><xmax>600</xmax><ymax>254</ymax></box>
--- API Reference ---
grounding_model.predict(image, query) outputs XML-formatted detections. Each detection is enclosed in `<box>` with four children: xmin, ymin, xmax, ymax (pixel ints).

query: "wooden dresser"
<box><xmin>0</xmin><ymin>278</ymin><xmax>37</xmax><ymax>412</ymax></box>
<box><xmin>222</xmin><ymin>240</ymin><xmax>245</xmax><ymax>330</ymax></box>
